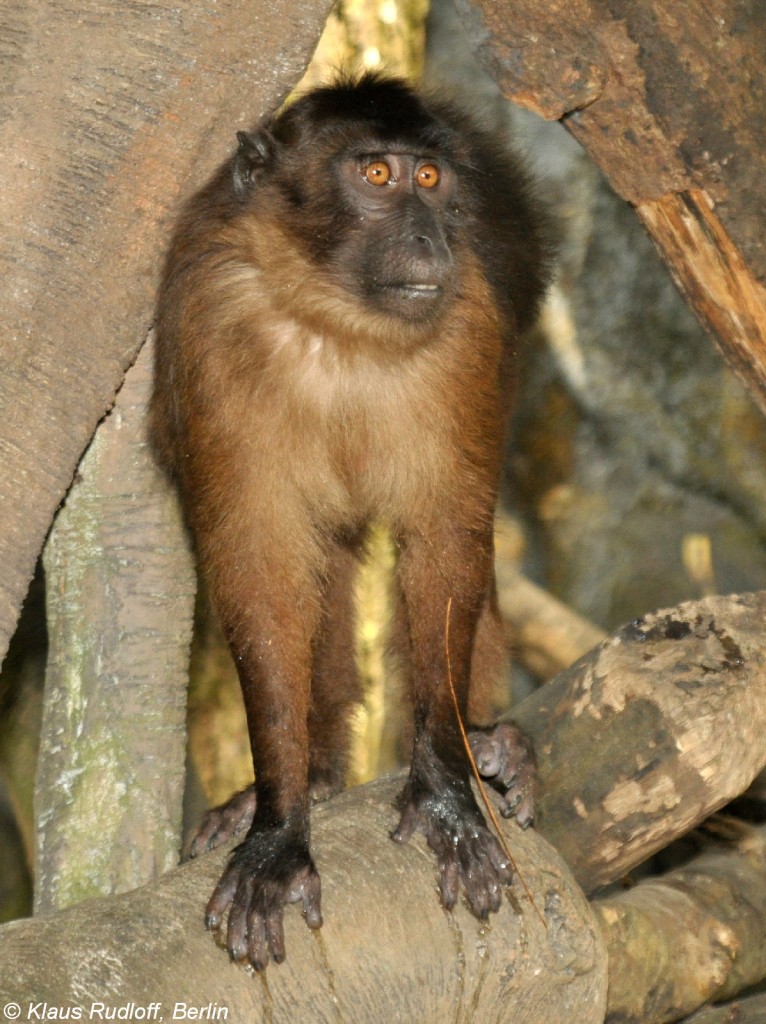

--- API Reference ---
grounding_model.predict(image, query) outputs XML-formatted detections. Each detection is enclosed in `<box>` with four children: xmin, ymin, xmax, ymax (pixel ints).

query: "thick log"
<box><xmin>682</xmin><ymin>992</ymin><xmax>766</xmax><ymax>1024</ymax></box>
<box><xmin>0</xmin><ymin>778</ymin><xmax>607</xmax><ymax>1023</ymax></box>
<box><xmin>515</xmin><ymin>591</ymin><xmax>766</xmax><ymax>892</ymax></box>
<box><xmin>37</xmin><ymin>337</ymin><xmax>195</xmax><ymax>912</ymax></box>
<box><xmin>595</xmin><ymin>823</ymin><xmax>766</xmax><ymax>1022</ymax></box>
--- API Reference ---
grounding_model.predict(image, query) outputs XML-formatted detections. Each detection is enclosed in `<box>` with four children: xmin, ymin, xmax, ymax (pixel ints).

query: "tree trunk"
<box><xmin>459</xmin><ymin>0</ymin><xmax>766</xmax><ymax>418</ymax></box>
<box><xmin>37</xmin><ymin>336</ymin><xmax>195</xmax><ymax>912</ymax></box>
<box><xmin>0</xmin><ymin>0</ymin><xmax>334</xmax><ymax>668</ymax></box>
<box><xmin>0</xmin><ymin>777</ymin><xmax>608</xmax><ymax>1024</ymax></box>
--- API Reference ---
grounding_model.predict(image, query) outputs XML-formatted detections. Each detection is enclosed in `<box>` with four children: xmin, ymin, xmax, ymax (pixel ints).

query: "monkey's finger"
<box><xmin>204</xmin><ymin>871</ymin><xmax>238</xmax><ymax>930</ymax></box>
<box><xmin>483</xmin><ymin>834</ymin><xmax>514</xmax><ymax>883</ymax></box>
<box><xmin>191</xmin><ymin>787</ymin><xmax>257</xmax><ymax>858</ymax></box>
<box><xmin>226</xmin><ymin>889</ymin><xmax>251</xmax><ymax>963</ymax></box>
<box><xmin>291</xmin><ymin>871</ymin><xmax>323</xmax><ymax>930</ymax></box>
<box><xmin>246</xmin><ymin>909</ymin><xmax>270</xmax><ymax>971</ymax></box>
<box><xmin>438</xmin><ymin>853</ymin><xmax>460</xmax><ymax>911</ymax></box>
<box><xmin>499</xmin><ymin>769</ymin><xmax>536</xmax><ymax>828</ymax></box>
<box><xmin>469</xmin><ymin>733</ymin><xmax>505</xmax><ymax>778</ymax></box>
<box><xmin>390</xmin><ymin>802</ymin><xmax>419</xmax><ymax>844</ymax></box>
<box><xmin>512</xmin><ymin>793</ymin><xmax>535</xmax><ymax>829</ymax></box>
<box><xmin>457</xmin><ymin>841</ymin><xmax>498</xmax><ymax>918</ymax></box>
<box><xmin>264</xmin><ymin>909</ymin><xmax>286</xmax><ymax>965</ymax></box>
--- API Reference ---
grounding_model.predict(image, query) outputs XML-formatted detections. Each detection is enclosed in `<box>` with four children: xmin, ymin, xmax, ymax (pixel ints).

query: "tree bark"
<box><xmin>0</xmin><ymin>777</ymin><xmax>608</xmax><ymax>1024</ymax></box>
<box><xmin>595</xmin><ymin>823</ymin><xmax>766</xmax><ymax>1023</ymax></box>
<box><xmin>36</xmin><ymin>336</ymin><xmax>195</xmax><ymax>913</ymax></box>
<box><xmin>682</xmin><ymin>992</ymin><xmax>766</xmax><ymax>1024</ymax></box>
<box><xmin>458</xmin><ymin>0</ymin><xmax>766</xmax><ymax>417</ymax></box>
<box><xmin>514</xmin><ymin>591</ymin><xmax>766</xmax><ymax>892</ymax></box>
<box><xmin>0</xmin><ymin>0</ymin><xmax>334</xmax><ymax>669</ymax></box>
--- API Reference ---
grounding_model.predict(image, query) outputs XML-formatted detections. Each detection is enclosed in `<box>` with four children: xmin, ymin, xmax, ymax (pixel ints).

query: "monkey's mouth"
<box><xmin>385</xmin><ymin>283</ymin><xmax>442</xmax><ymax>301</ymax></box>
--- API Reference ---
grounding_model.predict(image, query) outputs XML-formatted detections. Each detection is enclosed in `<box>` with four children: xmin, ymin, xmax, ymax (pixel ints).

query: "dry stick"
<box><xmin>444</xmin><ymin>596</ymin><xmax>546</xmax><ymax>927</ymax></box>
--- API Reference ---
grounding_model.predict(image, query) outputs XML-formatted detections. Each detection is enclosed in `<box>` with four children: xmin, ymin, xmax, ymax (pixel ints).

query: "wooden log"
<box><xmin>495</xmin><ymin>562</ymin><xmax>607</xmax><ymax>679</ymax></box>
<box><xmin>37</xmin><ymin>337</ymin><xmax>195</xmax><ymax>912</ymax></box>
<box><xmin>515</xmin><ymin>591</ymin><xmax>766</xmax><ymax>891</ymax></box>
<box><xmin>0</xmin><ymin>778</ymin><xmax>607</xmax><ymax>1023</ymax></box>
<box><xmin>595</xmin><ymin>823</ymin><xmax>766</xmax><ymax>1022</ymax></box>
<box><xmin>682</xmin><ymin>992</ymin><xmax>766</xmax><ymax>1024</ymax></box>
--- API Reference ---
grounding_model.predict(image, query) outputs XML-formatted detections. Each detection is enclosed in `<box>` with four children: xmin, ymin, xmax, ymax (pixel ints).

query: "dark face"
<box><xmin>331</xmin><ymin>151</ymin><xmax>459</xmax><ymax>322</ymax></box>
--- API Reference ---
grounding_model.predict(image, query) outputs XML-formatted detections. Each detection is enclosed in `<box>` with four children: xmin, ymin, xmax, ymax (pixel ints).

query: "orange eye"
<box><xmin>415</xmin><ymin>163</ymin><xmax>440</xmax><ymax>189</ymax></box>
<box><xmin>363</xmin><ymin>160</ymin><xmax>391</xmax><ymax>186</ymax></box>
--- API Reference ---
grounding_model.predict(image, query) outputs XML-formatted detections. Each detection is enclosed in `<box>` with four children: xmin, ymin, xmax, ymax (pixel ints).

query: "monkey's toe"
<box><xmin>204</xmin><ymin>820</ymin><xmax>321</xmax><ymax>969</ymax></box>
<box><xmin>469</xmin><ymin>721</ymin><xmax>537</xmax><ymax>828</ymax></box>
<box><xmin>393</xmin><ymin>783</ymin><xmax>514</xmax><ymax>921</ymax></box>
<box><xmin>189</xmin><ymin>785</ymin><xmax>257</xmax><ymax>859</ymax></box>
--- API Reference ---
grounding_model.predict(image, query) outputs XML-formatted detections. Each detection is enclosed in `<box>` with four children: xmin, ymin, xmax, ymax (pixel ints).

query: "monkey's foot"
<box><xmin>391</xmin><ymin>782</ymin><xmax>513</xmax><ymax>919</ymax></box>
<box><xmin>205</xmin><ymin>819</ymin><xmax>322</xmax><ymax>970</ymax></box>
<box><xmin>189</xmin><ymin>774</ymin><xmax>343</xmax><ymax>859</ymax></box>
<box><xmin>468</xmin><ymin>722</ymin><xmax>537</xmax><ymax>828</ymax></box>
<box><xmin>189</xmin><ymin>786</ymin><xmax>257</xmax><ymax>858</ymax></box>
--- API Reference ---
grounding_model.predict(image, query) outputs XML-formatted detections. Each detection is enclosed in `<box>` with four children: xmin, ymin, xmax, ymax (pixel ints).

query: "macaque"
<box><xmin>152</xmin><ymin>74</ymin><xmax>550</xmax><ymax>970</ymax></box>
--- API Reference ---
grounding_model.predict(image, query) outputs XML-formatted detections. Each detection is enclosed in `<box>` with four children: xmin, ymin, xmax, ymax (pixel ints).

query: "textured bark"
<box><xmin>682</xmin><ymin>992</ymin><xmax>766</xmax><ymax>1024</ymax></box>
<box><xmin>37</xmin><ymin>336</ymin><xmax>195</xmax><ymax>912</ymax></box>
<box><xmin>458</xmin><ymin>0</ymin><xmax>766</xmax><ymax>416</ymax></box>
<box><xmin>516</xmin><ymin>592</ymin><xmax>766</xmax><ymax>892</ymax></box>
<box><xmin>0</xmin><ymin>777</ymin><xmax>608</xmax><ymax>1024</ymax></box>
<box><xmin>0</xmin><ymin>0</ymin><xmax>334</xmax><ymax>669</ymax></box>
<box><xmin>595</xmin><ymin>824</ymin><xmax>766</xmax><ymax>1023</ymax></box>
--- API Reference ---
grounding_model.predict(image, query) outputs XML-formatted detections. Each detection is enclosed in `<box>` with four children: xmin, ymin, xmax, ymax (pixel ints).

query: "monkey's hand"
<box><xmin>469</xmin><ymin>722</ymin><xmax>537</xmax><ymax>828</ymax></box>
<box><xmin>391</xmin><ymin>774</ymin><xmax>513</xmax><ymax>919</ymax></box>
<box><xmin>204</xmin><ymin>818</ymin><xmax>322</xmax><ymax>970</ymax></box>
<box><xmin>189</xmin><ymin>786</ymin><xmax>257</xmax><ymax>859</ymax></box>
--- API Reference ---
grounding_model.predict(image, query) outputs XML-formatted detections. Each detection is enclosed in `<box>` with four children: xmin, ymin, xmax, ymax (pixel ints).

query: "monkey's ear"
<box><xmin>232</xmin><ymin>130</ymin><xmax>275</xmax><ymax>197</ymax></box>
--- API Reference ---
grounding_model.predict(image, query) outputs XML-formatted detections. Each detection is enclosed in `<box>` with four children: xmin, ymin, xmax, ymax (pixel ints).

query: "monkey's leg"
<box><xmin>391</xmin><ymin>525</ymin><xmax>514</xmax><ymax>919</ymax></box>
<box><xmin>200</xmin><ymin>518</ymin><xmax>324</xmax><ymax>970</ymax></box>
<box><xmin>190</xmin><ymin>544</ymin><xmax>363</xmax><ymax>858</ymax></box>
<box><xmin>308</xmin><ymin>541</ymin><xmax>364</xmax><ymax>801</ymax></box>
<box><xmin>467</xmin><ymin>584</ymin><xmax>537</xmax><ymax>828</ymax></box>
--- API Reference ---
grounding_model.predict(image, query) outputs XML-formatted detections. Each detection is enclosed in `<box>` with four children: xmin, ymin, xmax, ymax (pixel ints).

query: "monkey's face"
<box><xmin>327</xmin><ymin>151</ymin><xmax>459</xmax><ymax>323</ymax></box>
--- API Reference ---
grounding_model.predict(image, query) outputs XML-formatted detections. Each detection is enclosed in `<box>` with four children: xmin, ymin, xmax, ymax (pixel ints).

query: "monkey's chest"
<box><xmin>275</xmin><ymin>390</ymin><xmax>451</xmax><ymax>527</ymax></box>
<box><xmin>265</xmin><ymin>331</ymin><xmax>466</xmax><ymax>524</ymax></box>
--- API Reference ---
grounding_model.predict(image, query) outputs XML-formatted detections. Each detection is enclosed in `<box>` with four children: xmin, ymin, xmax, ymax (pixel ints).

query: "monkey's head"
<box><xmin>229</xmin><ymin>75</ymin><xmax>550</xmax><ymax>337</ymax></box>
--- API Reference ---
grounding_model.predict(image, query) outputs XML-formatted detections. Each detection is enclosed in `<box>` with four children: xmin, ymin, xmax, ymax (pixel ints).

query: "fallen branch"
<box><xmin>495</xmin><ymin>563</ymin><xmax>607</xmax><ymax>679</ymax></box>
<box><xmin>682</xmin><ymin>991</ymin><xmax>766</xmax><ymax>1024</ymax></box>
<box><xmin>516</xmin><ymin>591</ymin><xmax>766</xmax><ymax>891</ymax></box>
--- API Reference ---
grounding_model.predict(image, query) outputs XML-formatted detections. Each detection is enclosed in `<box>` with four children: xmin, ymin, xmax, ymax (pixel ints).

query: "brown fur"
<box><xmin>152</xmin><ymin>75</ymin><xmax>549</xmax><ymax>969</ymax></box>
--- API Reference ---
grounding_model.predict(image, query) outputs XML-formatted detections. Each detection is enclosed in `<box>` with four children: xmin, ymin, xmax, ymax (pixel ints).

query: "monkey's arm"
<box><xmin>179</xmin><ymin>433</ymin><xmax>325</xmax><ymax>967</ymax></box>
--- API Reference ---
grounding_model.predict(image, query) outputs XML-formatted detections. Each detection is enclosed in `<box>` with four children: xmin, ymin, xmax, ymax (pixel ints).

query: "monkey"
<box><xmin>151</xmin><ymin>73</ymin><xmax>550</xmax><ymax>971</ymax></box>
